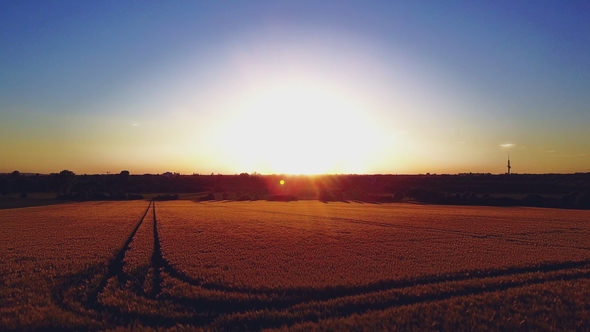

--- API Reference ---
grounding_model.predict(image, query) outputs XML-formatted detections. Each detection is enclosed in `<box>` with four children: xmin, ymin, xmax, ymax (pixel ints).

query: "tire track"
<box><xmin>51</xmin><ymin>201</ymin><xmax>590</xmax><ymax>330</ymax></box>
<box><xmin>50</xmin><ymin>201</ymin><xmax>153</xmax><ymax>328</ymax></box>
<box><xmin>214</xmin><ymin>269</ymin><xmax>590</xmax><ymax>331</ymax></box>
<box><xmin>86</xmin><ymin>200</ymin><xmax>152</xmax><ymax>308</ymax></box>
<box><xmin>159</xmin><ymin>244</ymin><xmax>590</xmax><ymax>298</ymax></box>
<box><xmin>158</xmin><ymin>260</ymin><xmax>590</xmax><ymax>320</ymax></box>
<box><xmin>151</xmin><ymin>201</ymin><xmax>163</xmax><ymax>298</ymax></box>
<box><xmin>153</xmin><ymin>204</ymin><xmax>590</xmax><ymax>318</ymax></box>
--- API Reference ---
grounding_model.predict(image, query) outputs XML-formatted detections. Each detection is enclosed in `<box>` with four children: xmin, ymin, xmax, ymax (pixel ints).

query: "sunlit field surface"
<box><xmin>0</xmin><ymin>201</ymin><xmax>149</xmax><ymax>330</ymax></box>
<box><xmin>1</xmin><ymin>200</ymin><xmax>590</xmax><ymax>331</ymax></box>
<box><xmin>158</xmin><ymin>201</ymin><xmax>590</xmax><ymax>289</ymax></box>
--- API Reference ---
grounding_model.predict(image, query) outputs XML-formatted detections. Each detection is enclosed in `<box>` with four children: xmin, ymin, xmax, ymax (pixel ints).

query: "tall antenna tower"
<box><xmin>507</xmin><ymin>154</ymin><xmax>511</xmax><ymax>175</ymax></box>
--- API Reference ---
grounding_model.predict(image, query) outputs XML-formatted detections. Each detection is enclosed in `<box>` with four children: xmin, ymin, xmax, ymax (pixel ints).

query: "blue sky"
<box><xmin>1</xmin><ymin>1</ymin><xmax>589</xmax><ymax>174</ymax></box>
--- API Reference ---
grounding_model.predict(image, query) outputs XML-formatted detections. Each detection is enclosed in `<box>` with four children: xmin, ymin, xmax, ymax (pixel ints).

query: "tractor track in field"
<box><xmin>49</xmin><ymin>201</ymin><xmax>153</xmax><ymax>328</ymax></box>
<box><xmin>150</xmin><ymin>201</ymin><xmax>164</xmax><ymax>298</ymax></box>
<box><xmin>149</xmin><ymin>203</ymin><xmax>590</xmax><ymax>327</ymax></box>
<box><xmin>86</xmin><ymin>201</ymin><xmax>153</xmax><ymax>308</ymax></box>
<box><xmin>50</xmin><ymin>201</ymin><xmax>590</xmax><ymax>330</ymax></box>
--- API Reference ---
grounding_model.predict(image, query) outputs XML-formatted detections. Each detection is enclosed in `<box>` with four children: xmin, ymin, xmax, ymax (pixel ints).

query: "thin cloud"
<box><xmin>499</xmin><ymin>143</ymin><xmax>515</xmax><ymax>148</ymax></box>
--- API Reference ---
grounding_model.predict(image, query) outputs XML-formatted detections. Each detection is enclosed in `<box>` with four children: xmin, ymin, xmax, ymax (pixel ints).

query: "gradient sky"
<box><xmin>1</xmin><ymin>1</ymin><xmax>589</xmax><ymax>175</ymax></box>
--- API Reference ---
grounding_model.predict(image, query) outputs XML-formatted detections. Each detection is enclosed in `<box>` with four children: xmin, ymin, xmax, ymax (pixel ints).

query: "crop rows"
<box><xmin>1</xmin><ymin>200</ymin><xmax>590</xmax><ymax>330</ymax></box>
<box><xmin>157</xmin><ymin>201</ymin><xmax>590</xmax><ymax>290</ymax></box>
<box><xmin>0</xmin><ymin>201</ymin><xmax>149</xmax><ymax>330</ymax></box>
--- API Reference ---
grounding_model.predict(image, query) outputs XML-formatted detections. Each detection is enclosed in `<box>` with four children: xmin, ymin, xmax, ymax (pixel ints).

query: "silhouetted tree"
<box><xmin>118</xmin><ymin>170</ymin><xmax>130</xmax><ymax>188</ymax></box>
<box><xmin>58</xmin><ymin>170</ymin><xmax>76</xmax><ymax>194</ymax></box>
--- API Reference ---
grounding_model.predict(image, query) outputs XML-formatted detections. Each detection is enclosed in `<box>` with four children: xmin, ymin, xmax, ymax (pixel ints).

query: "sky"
<box><xmin>1</xmin><ymin>1</ymin><xmax>589</xmax><ymax>175</ymax></box>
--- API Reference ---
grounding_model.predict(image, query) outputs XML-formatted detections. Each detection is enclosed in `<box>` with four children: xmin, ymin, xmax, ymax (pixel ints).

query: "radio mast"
<box><xmin>507</xmin><ymin>154</ymin><xmax>511</xmax><ymax>174</ymax></box>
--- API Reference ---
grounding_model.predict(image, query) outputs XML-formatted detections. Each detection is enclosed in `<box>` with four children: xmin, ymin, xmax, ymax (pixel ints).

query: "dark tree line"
<box><xmin>1</xmin><ymin>171</ymin><xmax>589</xmax><ymax>209</ymax></box>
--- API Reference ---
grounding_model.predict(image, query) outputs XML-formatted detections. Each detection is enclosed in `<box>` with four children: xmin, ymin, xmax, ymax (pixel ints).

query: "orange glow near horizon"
<box><xmin>2</xmin><ymin>14</ymin><xmax>590</xmax><ymax>176</ymax></box>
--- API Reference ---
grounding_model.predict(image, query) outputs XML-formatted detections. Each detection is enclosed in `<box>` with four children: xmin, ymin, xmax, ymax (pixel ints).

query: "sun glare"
<box><xmin>219</xmin><ymin>81</ymin><xmax>382</xmax><ymax>174</ymax></box>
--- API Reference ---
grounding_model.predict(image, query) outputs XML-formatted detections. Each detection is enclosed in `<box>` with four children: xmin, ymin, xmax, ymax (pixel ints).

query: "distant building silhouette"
<box><xmin>507</xmin><ymin>154</ymin><xmax>511</xmax><ymax>174</ymax></box>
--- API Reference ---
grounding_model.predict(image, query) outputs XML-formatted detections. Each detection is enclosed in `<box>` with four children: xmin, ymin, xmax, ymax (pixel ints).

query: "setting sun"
<box><xmin>215</xmin><ymin>80</ymin><xmax>384</xmax><ymax>174</ymax></box>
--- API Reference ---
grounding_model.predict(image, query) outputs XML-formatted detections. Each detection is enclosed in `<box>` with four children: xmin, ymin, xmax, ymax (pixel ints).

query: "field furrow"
<box><xmin>212</xmin><ymin>271</ymin><xmax>590</xmax><ymax>331</ymax></box>
<box><xmin>88</xmin><ymin>201</ymin><xmax>152</xmax><ymax>308</ymax></box>
<box><xmin>3</xmin><ymin>200</ymin><xmax>590</xmax><ymax>330</ymax></box>
<box><xmin>122</xmin><ymin>201</ymin><xmax>155</xmax><ymax>295</ymax></box>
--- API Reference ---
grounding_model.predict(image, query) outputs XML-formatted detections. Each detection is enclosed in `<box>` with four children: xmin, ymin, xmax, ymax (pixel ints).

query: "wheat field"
<box><xmin>1</xmin><ymin>200</ymin><xmax>589</xmax><ymax>330</ymax></box>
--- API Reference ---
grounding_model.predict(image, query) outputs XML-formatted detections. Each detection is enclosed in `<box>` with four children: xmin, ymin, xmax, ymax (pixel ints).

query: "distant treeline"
<box><xmin>1</xmin><ymin>170</ymin><xmax>589</xmax><ymax>209</ymax></box>
<box><xmin>400</xmin><ymin>188</ymin><xmax>590</xmax><ymax>210</ymax></box>
<box><xmin>56</xmin><ymin>192</ymin><xmax>144</xmax><ymax>201</ymax></box>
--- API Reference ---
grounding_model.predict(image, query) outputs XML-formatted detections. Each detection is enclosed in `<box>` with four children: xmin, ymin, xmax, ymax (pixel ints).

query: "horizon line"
<box><xmin>2</xmin><ymin>171</ymin><xmax>590</xmax><ymax>176</ymax></box>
